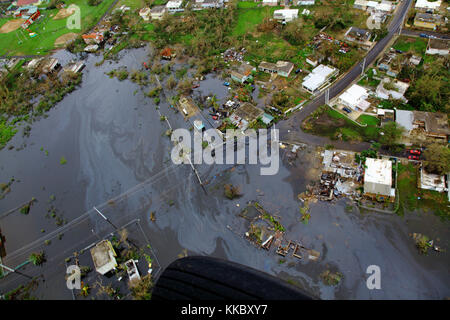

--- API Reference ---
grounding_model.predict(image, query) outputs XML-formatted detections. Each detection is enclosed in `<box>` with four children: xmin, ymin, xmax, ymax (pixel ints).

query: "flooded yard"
<box><xmin>0</xmin><ymin>47</ymin><xmax>448</xmax><ymax>300</ymax></box>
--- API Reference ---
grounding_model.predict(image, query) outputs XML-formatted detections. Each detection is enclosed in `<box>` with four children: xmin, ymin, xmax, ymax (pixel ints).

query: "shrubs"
<box><xmin>224</xmin><ymin>184</ymin><xmax>241</xmax><ymax>200</ymax></box>
<box><xmin>320</xmin><ymin>270</ymin><xmax>343</xmax><ymax>286</ymax></box>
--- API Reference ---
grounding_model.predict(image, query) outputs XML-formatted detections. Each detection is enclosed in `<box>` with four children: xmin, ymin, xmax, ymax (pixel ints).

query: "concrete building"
<box><xmin>395</xmin><ymin>110</ymin><xmax>450</xmax><ymax>140</ymax></box>
<box><xmin>337</xmin><ymin>84</ymin><xmax>371</xmax><ymax>112</ymax></box>
<box><xmin>150</xmin><ymin>5</ymin><xmax>166</xmax><ymax>20</ymax></box>
<box><xmin>262</xmin><ymin>0</ymin><xmax>278</xmax><ymax>6</ymax></box>
<box><xmin>90</xmin><ymin>240</ymin><xmax>117</xmax><ymax>275</ymax></box>
<box><xmin>273</xmin><ymin>9</ymin><xmax>299</xmax><ymax>23</ymax></box>
<box><xmin>166</xmin><ymin>0</ymin><xmax>184</xmax><ymax>13</ymax></box>
<box><xmin>420</xmin><ymin>167</ymin><xmax>447</xmax><ymax>193</ymax></box>
<box><xmin>230</xmin><ymin>63</ymin><xmax>255</xmax><ymax>83</ymax></box>
<box><xmin>364</xmin><ymin>158</ymin><xmax>394</xmax><ymax>198</ymax></box>
<box><xmin>302</xmin><ymin>64</ymin><xmax>338</xmax><ymax>94</ymax></box>
<box><xmin>415</xmin><ymin>0</ymin><xmax>442</xmax><ymax>13</ymax></box>
<box><xmin>258</xmin><ymin>60</ymin><xmax>294</xmax><ymax>77</ymax></box>
<box><xmin>193</xmin><ymin>0</ymin><xmax>224</xmax><ymax>9</ymax></box>
<box><xmin>229</xmin><ymin>103</ymin><xmax>264</xmax><ymax>131</ymax></box>
<box><xmin>353</xmin><ymin>0</ymin><xmax>395</xmax><ymax>13</ymax></box>
<box><xmin>426</xmin><ymin>39</ymin><xmax>449</xmax><ymax>55</ymax></box>
<box><xmin>414</xmin><ymin>13</ymin><xmax>443</xmax><ymax>29</ymax></box>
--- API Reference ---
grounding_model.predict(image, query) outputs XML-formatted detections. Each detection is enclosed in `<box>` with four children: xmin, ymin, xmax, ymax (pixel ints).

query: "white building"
<box><xmin>166</xmin><ymin>0</ymin><xmax>184</xmax><ymax>13</ymax></box>
<box><xmin>302</xmin><ymin>64</ymin><xmax>338</xmax><ymax>94</ymax></box>
<box><xmin>337</xmin><ymin>84</ymin><xmax>371</xmax><ymax>112</ymax></box>
<box><xmin>273</xmin><ymin>9</ymin><xmax>299</xmax><ymax>23</ymax></box>
<box><xmin>193</xmin><ymin>0</ymin><xmax>224</xmax><ymax>9</ymax></box>
<box><xmin>262</xmin><ymin>0</ymin><xmax>278</xmax><ymax>6</ymax></box>
<box><xmin>364</xmin><ymin>158</ymin><xmax>394</xmax><ymax>198</ymax></box>
<box><xmin>297</xmin><ymin>0</ymin><xmax>315</xmax><ymax>5</ymax></box>
<box><xmin>354</xmin><ymin>0</ymin><xmax>395</xmax><ymax>13</ymax></box>
<box><xmin>415</xmin><ymin>0</ymin><xmax>442</xmax><ymax>12</ymax></box>
<box><xmin>90</xmin><ymin>240</ymin><xmax>117</xmax><ymax>275</ymax></box>
<box><xmin>420</xmin><ymin>167</ymin><xmax>447</xmax><ymax>193</ymax></box>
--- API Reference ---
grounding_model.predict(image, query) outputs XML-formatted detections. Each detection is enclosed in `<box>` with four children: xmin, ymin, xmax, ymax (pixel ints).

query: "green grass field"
<box><xmin>0</xmin><ymin>0</ymin><xmax>115</xmax><ymax>56</ymax></box>
<box><xmin>232</xmin><ymin>6</ymin><xmax>280</xmax><ymax>36</ymax></box>
<box><xmin>393</xmin><ymin>36</ymin><xmax>428</xmax><ymax>56</ymax></box>
<box><xmin>357</xmin><ymin>114</ymin><xmax>380</xmax><ymax>126</ymax></box>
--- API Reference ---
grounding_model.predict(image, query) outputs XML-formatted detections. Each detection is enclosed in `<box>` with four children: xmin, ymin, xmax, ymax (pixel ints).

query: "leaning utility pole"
<box><xmin>0</xmin><ymin>263</ymin><xmax>33</xmax><ymax>280</ymax></box>
<box><xmin>93</xmin><ymin>206</ymin><xmax>118</xmax><ymax>231</ymax></box>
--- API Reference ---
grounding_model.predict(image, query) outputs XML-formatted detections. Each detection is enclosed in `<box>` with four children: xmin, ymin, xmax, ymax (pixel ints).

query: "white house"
<box><xmin>337</xmin><ymin>84</ymin><xmax>371</xmax><ymax>112</ymax></box>
<box><xmin>273</xmin><ymin>9</ymin><xmax>299</xmax><ymax>23</ymax></box>
<box><xmin>364</xmin><ymin>158</ymin><xmax>394</xmax><ymax>198</ymax></box>
<box><xmin>166</xmin><ymin>0</ymin><xmax>184</xmax><ymax>13</ymax></box>
<box><xmin>302</xmin><ymin>64</ymin><xmax>338</xmax><ymax>94</ymax></box>
<box><xmin>354</xmin><ymin>0</ymin><xmax>395</xmax><ymax>13</ymax></box>
<box><xmin>415</xmin><ymin>0</ymin><xmax>442</xmax><ymax>12</ymax></box>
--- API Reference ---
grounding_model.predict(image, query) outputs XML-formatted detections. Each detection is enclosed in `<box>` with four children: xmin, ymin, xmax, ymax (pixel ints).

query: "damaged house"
<box><xmin>395</xmin><ymin>110</ymin><xmax>449</xmax><ymax>141</ymax></box>
<box><xmin>230</xmin><ymin>63</ymin><xmax>255</xmax><ymax>83</ymax></box>
<box><xmin>344</xmin><ymin>27</ymin><xmax>374</xmax><ymax>50</ymax></box>
<box><xmin>258</xmin><ymin>60</ymin><xmax>295</xmax><ymax>78</ymax></box>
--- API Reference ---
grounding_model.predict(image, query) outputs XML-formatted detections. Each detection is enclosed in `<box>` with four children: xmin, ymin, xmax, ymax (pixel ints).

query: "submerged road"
<box><xmin>279</xmin><ymin>0</ymin><xmax>414</xmax><ymax>149</ymax></box>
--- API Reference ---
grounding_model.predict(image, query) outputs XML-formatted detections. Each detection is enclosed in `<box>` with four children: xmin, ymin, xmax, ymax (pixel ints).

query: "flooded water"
<box><xmin>0</xmin><ymin>47</ymin><xmax>448</xmax><ymax>299</ymax></box>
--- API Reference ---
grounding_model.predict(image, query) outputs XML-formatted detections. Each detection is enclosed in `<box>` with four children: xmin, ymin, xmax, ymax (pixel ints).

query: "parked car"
<box><xmin>408</xmin><ymin>155</ymin><xmax>419</xmax><ymax>160</ymax></box>
<box><xmin>419</xmin><ymin>33</ymin><xmax>429</xmax><ymax>38</ymax></box>
<box><xmin>343</xmin><ymin>107</ymin><xmax>352</xmax><ymax>113</ymax></box>
<box><xmin>409</xmin><ymin>149</ymin><xmax>421</xmax><ymax>155</ymax></box>
<box><xmin>223</xmin><ymin>82</ymin><xmax>230</xmax><ymax>86</ymax></box>
<box><xmin>295</xmin><ymin>68</ymin><xmax>302</xmax><ymax>74</ymax></box>
<box><xmin>192</xmin><ymin>83</ymin><xmax>200</xmax><ymax>89</ymax></box>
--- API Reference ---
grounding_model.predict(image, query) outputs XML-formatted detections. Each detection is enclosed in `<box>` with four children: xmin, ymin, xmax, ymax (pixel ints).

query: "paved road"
<box><xmin>401</xmin><ymin>28</ymin><xmax>450</xmax><ymax>40</ymax></box>
<box><xmin>279</xmin><ymin>0</ymin><xmax>414</xmax><ymax>150</ymax></box>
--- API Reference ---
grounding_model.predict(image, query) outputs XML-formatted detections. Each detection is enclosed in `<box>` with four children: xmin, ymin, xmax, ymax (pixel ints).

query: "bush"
<box><xmin>224</xmin><ymin>184</ymin><xmax>240</xmax><ymax>200</ymax></box>
<box><xmin>29</xmin><ymin>251</ymin><xmax>46</xmax><ymax>266</ymax></box>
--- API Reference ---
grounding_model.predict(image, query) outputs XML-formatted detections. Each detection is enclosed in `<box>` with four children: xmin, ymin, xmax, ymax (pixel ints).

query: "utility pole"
<box><xmin>93</xmin><ymin>207</ymin><xmax>118</xmax><ymax>231</ymax></box>
<box><xmin>325</xmin><ymin>89</ymin><xmax>330</xmax><ymax>105</ymax></box>
<box><xmin>0</xmin><ymin>263</ymin><xmax>33</xmax><ymax>280</ymax></box>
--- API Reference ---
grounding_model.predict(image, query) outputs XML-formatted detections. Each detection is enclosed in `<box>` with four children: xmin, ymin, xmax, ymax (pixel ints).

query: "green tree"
<box><xmin>379</xmin><ymin>122</ymin><xmax>404</xmax><ymax>147</ymax></box>
<box><xmin>423</xmin><ymin>144</ymin><xmax>450</xmax><ymax>175</ymax></box>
